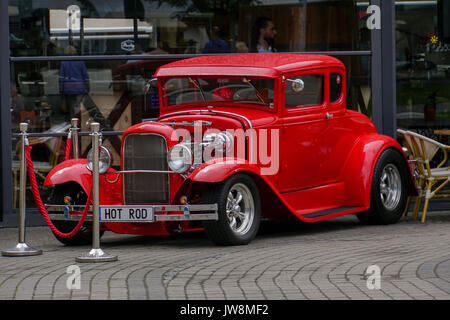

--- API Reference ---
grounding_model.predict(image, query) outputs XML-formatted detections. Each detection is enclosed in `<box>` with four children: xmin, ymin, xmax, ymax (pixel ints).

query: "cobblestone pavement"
<box><xmin>1</xmin><ymin>212</ymin><xmax>450</xmax><ymax>300</ymax></box>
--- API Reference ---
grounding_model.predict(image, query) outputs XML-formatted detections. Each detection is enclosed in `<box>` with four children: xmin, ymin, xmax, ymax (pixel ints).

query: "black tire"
<box><xmin>202</xmin><ymin>174</ymin><xmax>261</xmax><ymax>246</ymax></box>
<box><xmin>356</xmin><ymin>148</ymin><xmax>408</xmax><ymax>225</ymax></box>
<box><xmin>49</xmin><ymin>182</ymin><xmax>104</xmax><ymax>246</ymax></box>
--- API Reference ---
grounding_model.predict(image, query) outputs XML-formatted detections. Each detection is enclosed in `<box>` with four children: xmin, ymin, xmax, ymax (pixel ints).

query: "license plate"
<box><xmin>100</xmin><ymin>206</ymin><xmax>154</xmax><ymax>222</ymax></box>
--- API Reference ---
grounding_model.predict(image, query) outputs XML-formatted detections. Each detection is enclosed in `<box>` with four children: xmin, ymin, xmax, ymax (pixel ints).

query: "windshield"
<box><xmin>162</xmin><ymin>77</ymin><xmax>275</xmax><ymax>107</ymax></box>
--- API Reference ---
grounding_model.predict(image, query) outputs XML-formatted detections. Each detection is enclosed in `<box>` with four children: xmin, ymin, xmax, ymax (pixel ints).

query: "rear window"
<box><xmin>330</xmin><ymin>73</ymin><xmax>343</xmax><ymax>103</ymax></box>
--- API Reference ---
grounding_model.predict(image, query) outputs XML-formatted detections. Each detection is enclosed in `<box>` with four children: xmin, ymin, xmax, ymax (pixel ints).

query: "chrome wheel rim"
<box><xmin>226</xmin><ymin>183</ymin><xmax>254</xmax><ymax>235</ymax></box>
<box><xmin>379</xmin><ymin>164</ymin><xmax>402</xmax><ymax>210</ymax></box>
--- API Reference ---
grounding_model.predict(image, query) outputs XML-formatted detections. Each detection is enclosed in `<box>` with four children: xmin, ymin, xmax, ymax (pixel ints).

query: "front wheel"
<box><xmin>202</xmin><ymin>174</ymin><xmax>261</xmax><ymax>246</ymax></box>
<box><xmin>356</xmin><ymin>149</ymin><xmax>408</xmax><ymax>225</ymax></box>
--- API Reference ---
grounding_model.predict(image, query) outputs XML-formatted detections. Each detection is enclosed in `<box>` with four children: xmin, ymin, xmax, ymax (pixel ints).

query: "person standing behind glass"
<box><xmin>203</xmin><ymin>26</ymin><xmax>230</xmax><ymax>54</ymax></box>
<box><xmin>251</xmin><ymin>17</ymin><xmax>277</xmax><ymax>53</ymax></box>
<box><xmin>59</xmin><ymin>45</ymin><xmax>90</xmax><ymax>122</ymax></box>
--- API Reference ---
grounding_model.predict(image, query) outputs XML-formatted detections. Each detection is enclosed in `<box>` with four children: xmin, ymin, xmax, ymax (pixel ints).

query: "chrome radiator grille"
<box><xmin>123</xmin><ymin>134</ymin><xmax>170</xmax><ymax>204</ymax></box>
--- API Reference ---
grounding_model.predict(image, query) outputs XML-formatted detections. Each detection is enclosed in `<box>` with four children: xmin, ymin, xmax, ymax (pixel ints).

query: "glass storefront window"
<box><xmin>9</xmin><ymin>0</ymin><xmax>371</xmax><ymax>57</ymax></box>
<box><xmin>10</xmin><ymin>58</ymin><xmax>172</xmax><ymax>133</ymax></box>
<box><xmin>10</xmin><ymin>57</ymin><xmax>173</xmax><ymax>209</ymax></box>
<box><xmin>335</xmin><ymin>55</ymin><xmax>372</xmax><ymax>117</ymax></box>
<box><xmin>10</xmin><ymin>54</ymin><xmax>371</xmax><ymax>131</ymax></box>
<box><xmin>396</xmin><ymin>0</ymin><xmax>450</xmax><ymax>146</ymax></box>
<box><xmin>9</xmin><ymin>53</ymin><xmax>371</xmax><ymax>210</ymax></box>
<box><xmin>8</xmin><ymin>0</ymin><xmax>372</xmax><ymax>210</ymax></box>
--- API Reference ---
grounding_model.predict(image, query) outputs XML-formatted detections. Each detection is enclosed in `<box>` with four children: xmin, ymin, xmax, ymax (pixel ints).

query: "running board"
<box><xmin>301</xmin><ymin>206</ymin><xmax>363</xmax><ymax>220</ymax></box>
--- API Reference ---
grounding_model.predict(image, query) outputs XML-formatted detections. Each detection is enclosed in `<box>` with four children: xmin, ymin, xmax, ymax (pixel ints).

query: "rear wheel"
<box><xmin>49</xmin><ymin>182</ymin><xmax>104</xmax><ymax>246</ymax></box>
<box><xmin>202</xmin><ymin>174</ymin><xmax>261</xmax><ymax>246</ymax></box>
<box><xmin>356</xmin><ymin>149</ymin><xmax>408</xmax><ymax>225</ymax></box>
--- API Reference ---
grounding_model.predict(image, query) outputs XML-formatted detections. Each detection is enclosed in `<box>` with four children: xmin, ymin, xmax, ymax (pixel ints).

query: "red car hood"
<box><xmin>158</xmin><ymin>106</ymin><xmax>279</xmax><ymax>129</ymax></box>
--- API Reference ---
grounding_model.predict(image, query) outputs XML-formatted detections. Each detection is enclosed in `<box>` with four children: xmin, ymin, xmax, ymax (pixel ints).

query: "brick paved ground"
<box><xmin>1</xmin><ymin>211</ymin><xmax>450</xmax><ymax>300</ymax></box>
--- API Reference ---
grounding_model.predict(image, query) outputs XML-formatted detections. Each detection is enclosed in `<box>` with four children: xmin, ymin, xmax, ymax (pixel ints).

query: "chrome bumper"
<box><xmin>45</xmin><ymin>204</ymin><xmax>218</xmax><ymax>222</ymax></box>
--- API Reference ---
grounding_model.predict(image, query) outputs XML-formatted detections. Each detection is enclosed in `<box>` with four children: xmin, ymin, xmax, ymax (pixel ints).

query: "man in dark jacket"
<box><xmin>203</xmin><ymin>26</ymin><xmax>230</xmax><ymax>54</ymax></box>
<box><xmin>59</xmin><ymin>45</ymin><xmax>90</xmax><ymax>121</ymax></box>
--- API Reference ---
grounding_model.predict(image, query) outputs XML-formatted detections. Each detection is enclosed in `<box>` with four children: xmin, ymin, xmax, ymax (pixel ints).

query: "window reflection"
<box><xmin>9</xmin><ymin>57</ymin><xmax>174</xmax><ymax>208</ymax></box>
<box><xmin>10</xmin><ymin>58</ymin><xmax>174</xmax><ymax>133</ymax></box>
<box><xmin>396</xmin><ymin>0</ymin><xmax>450</xmax><ymax>146</ymax></box>
<box><xmin>8</xmin><ymin>0</ymin><xmax>373</xmax><ymax>209</ymax></box>
<box><xmin>9</xmin><ymin>0</ymin><xmax>369</xmax><ymax>56</ymax></box>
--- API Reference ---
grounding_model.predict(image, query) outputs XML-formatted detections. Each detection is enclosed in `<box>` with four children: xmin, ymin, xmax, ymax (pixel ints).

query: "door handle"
<box><xmin>326</xmin><ymin>112</ymin><xmax>334</xmax><ymax>119</ymax></box>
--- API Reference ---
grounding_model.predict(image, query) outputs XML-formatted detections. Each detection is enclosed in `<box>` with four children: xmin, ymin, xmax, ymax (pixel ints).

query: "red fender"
<box><xmin>186</xmin><ymin>157</ymin><xmax>299</xmax><ymax>221</ymax></box>
<box><xmin>340</xmin><ymin>134</ymin><xmax>416</xmax><ymax>208</ymax></box>
<box><xmin>188</xmin><ymin>157</ymin><xmax>263</xmax><ymax>183</ymax></box>
<box><xmin>44</xmin><ymin>159</ymin><xmax>92</xmax><ymax>195</ymax></box>
<box><xmin>44</xmin><ymin>159</ymin><xmax>123</xmax><ymax>204</ymax></box>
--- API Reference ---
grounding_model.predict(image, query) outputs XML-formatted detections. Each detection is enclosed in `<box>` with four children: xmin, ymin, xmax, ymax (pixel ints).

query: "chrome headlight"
<box><xmin>87</xmin><ymin>146</ymin><xmax>112</xmax><ymax>174</ymax></box>
<box><xmin>168</xmin><ymin>144</ymin><xmax>193</xmax><ymax>173</ymax></box>
<box><xmin>203</xmin><ymin>131</ymin><xmax>233</xmax><ymax>152</ymax></box>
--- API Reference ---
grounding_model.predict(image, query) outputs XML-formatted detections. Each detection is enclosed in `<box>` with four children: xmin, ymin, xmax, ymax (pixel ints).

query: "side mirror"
<box><xmin>145</xmin><ymin>78</ymin><xmax>158</xmax><ymax>94</ymax></box>
<box><xmin>288</xmin><ymin>78</ymin><xmax>305</xmax><ymax>93</ymax></box>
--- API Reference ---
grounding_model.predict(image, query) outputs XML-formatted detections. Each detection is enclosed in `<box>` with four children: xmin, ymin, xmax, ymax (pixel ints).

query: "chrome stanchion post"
<box><xmin>70</xmin><ymin>118</ymin><xmax>79</xmax><ymax>159</ymax></box>
<box><xmin>76</xmin><ymin>122</ymin><xmax>117</xmax><ymax>263</ymax></box>
<box><xmin>2</xmin><ymin>123</ymin><xmax>42</xmax><ymax>257</ymax></box>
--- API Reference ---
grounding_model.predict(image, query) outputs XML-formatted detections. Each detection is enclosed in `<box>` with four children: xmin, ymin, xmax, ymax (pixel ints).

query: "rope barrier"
<box><xmin>65</xmin><ymin>136</ymin><xmax>71</xmax><ymax>161</ymax></box>
<box><xmin>25</xmin><ymin>145</ymin><xmax>92</xmax><ymax>238</ymax></box>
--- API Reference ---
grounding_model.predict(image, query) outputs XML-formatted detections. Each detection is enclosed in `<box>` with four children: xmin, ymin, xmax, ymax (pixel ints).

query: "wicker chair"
<box><xmin>397</xmin><ymin>129</ymin><xmax>450</xmax><ymax>223</ymax></box>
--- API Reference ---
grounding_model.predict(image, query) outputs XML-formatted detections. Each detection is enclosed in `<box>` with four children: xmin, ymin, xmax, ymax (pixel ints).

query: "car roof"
<box><xmin>154</xmin><ymin>54</ymin><xmax>344</xmax><ymax>78</ymax></box>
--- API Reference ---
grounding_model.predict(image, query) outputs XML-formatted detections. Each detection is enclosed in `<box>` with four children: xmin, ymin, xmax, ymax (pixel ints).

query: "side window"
<box><xmin>330</xmin><ymin>73</ymin><xmax>343</xmax><ymax>103</ymax></box>
<box><xmin>285</xmin><ymin>74</ymin><xmax>323</xmax><ymax>109</ymax></box>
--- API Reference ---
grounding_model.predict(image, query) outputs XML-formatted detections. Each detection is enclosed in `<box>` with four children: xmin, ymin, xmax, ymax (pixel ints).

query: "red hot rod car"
<box><xmin>45</xmin><ymin>54</ymin><xmax>415</xmax><ymax>246</ymax></box>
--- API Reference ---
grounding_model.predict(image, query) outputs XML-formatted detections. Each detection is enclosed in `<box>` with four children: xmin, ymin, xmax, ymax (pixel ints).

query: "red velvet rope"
<box><xmin>65</xmin><ymin>137</ymin><xmax>71</xmax><ymax>161</ymax></box>
<box><xmin>25</xmin><ymin>145</ymin><xmax>92</xmax><ymax>238</ymax></box>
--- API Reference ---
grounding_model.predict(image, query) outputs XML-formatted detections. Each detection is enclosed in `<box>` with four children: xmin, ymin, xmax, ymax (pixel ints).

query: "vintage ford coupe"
<box><xmin>45</xmin><ymin>54</ymin><xmax>415</xmax><ymax>246</ymax></box>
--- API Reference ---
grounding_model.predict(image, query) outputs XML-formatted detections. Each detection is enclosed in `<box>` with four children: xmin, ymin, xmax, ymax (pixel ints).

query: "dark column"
<box><xmin>0</xmin><ymin>0</ymin><xmax>12</xmax><ymax>222</ymax></box>
<box><xmin>371</xmin><ymin>0</ymin><xmax>397</xmax><ymax>138</ymax></box>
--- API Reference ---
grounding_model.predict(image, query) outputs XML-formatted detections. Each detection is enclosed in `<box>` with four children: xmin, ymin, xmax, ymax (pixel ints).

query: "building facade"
<box><xmin>1</xmin><ymin>0</ymin><xmax>449</xmax><ymax>224</ymax></box>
